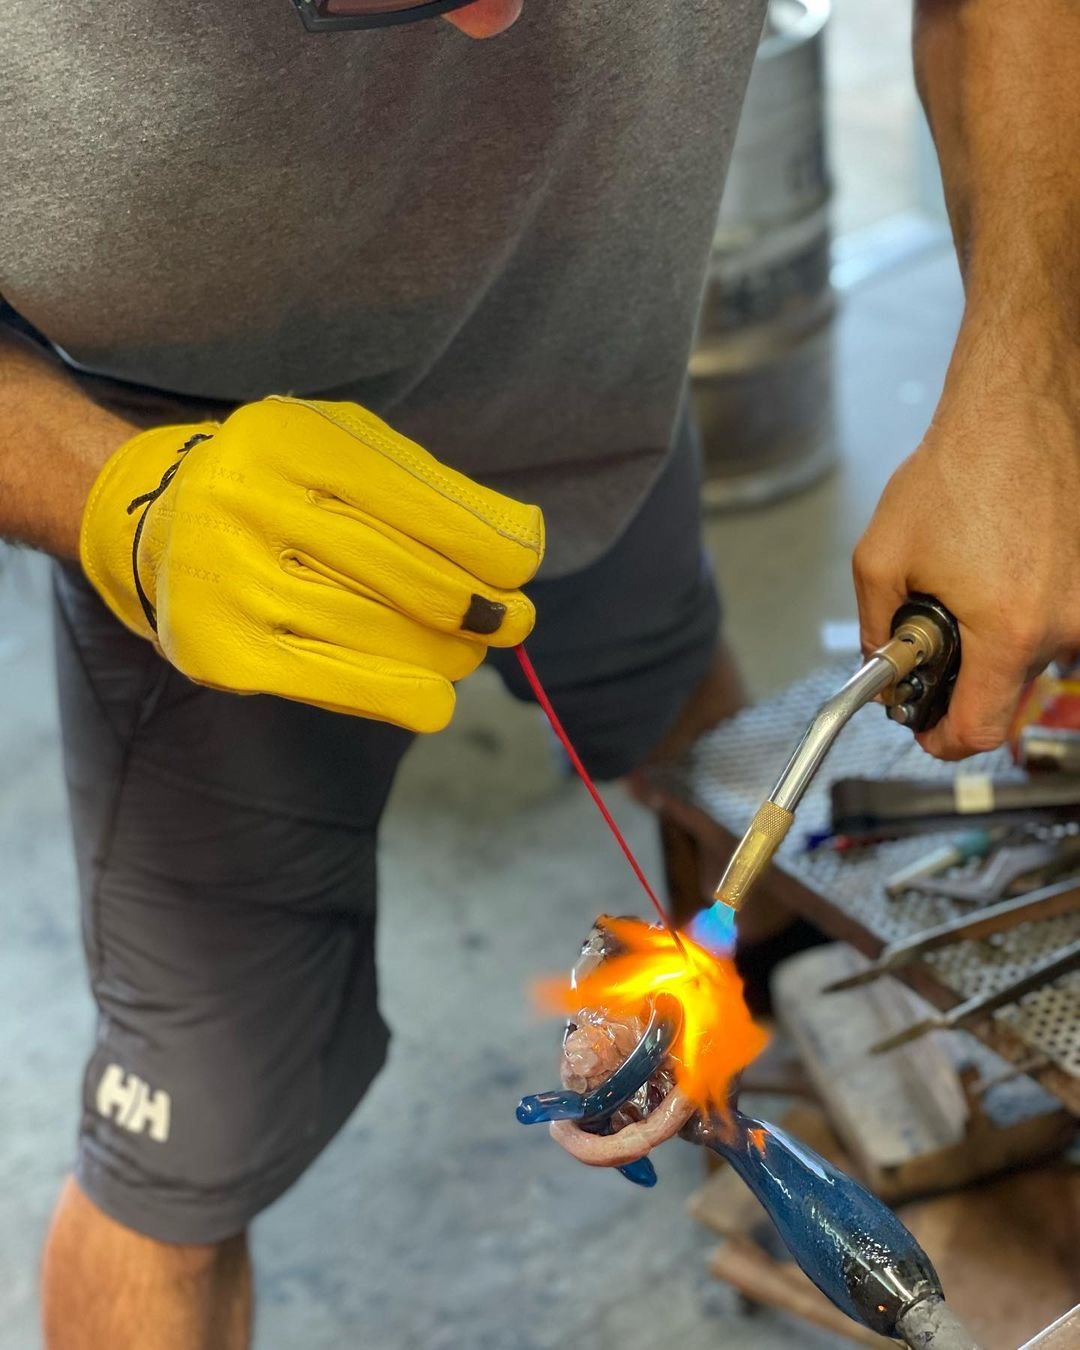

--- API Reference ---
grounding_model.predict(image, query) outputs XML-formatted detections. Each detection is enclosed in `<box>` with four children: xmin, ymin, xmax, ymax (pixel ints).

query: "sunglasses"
<box><xmin>292</xmin><ymin>0</ymin><xmax>477</xmax><ymax>30</ymax></box>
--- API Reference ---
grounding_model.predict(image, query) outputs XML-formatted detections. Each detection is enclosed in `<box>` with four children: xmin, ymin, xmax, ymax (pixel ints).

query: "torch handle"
<box><xmin>884</xmin><ymin>594</ymin><xmax>962</xmax><ymax>733</ymax></box>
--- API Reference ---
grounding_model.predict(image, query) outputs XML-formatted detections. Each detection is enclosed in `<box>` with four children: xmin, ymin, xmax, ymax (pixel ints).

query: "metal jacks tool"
<box><xmin>823</xmin><ymin>877</ymin><xmax>1080</xmax><ymax>994</ymax></box>
<box><xmin>712</xmin><ymin>594</ymin><xmax>961</xmax><ymax>914</ymax></box>
<box><xmin>830</xmin><ymin>779</ymin><xmax>1080</xmax><ymax>843</ymax></box>
<box><xmin>869</xmin><ymin>936</ymin><xmax>1080</xmax><ymax>1055</ymax></box>
<box><xmin>1019</xmin><ymin>725</ymin><xmax>1080</xmax><ymax>774</ymax></box>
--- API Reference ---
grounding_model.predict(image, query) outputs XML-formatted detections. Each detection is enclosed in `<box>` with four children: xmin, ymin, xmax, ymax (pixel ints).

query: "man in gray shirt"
<box><xmin>3</xmin><ymin>0</ymin><xmax>1079</xmax><ymax>1346</ymax></box>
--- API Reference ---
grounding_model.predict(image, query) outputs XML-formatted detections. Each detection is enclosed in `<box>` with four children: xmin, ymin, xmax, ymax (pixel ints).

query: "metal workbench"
<box><xmin>649</xmin><ymin>666</ymin><xmax>1080</xmax><ymax>1115</ymax></box>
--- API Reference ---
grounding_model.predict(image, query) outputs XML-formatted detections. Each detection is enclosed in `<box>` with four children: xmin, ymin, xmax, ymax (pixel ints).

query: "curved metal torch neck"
<box><xmin>770</xmin><ymin>655</ymin><xmax>896</xmax><ymax>814</ymax></box>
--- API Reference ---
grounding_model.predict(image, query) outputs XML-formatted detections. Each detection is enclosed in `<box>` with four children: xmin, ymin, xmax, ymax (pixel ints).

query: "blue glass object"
<box><xmin>687</xmin><ymin>1109</ymin><xmax>943</xmax><ymax>1338</ymax></box>
<box><xmin>516</xmin><ymin>1004</ymin><xmax>678</xmax><ymax>1127</ymax></box>
<box><xmin>616</xmin><ymin>1157</ymin><xmax>657</xmax><ymax>1187</ymax></box>
<box><xmin>519</xmin><ymin>945</ymin><xmax>954</xmax><ymax>1339</ymax></box>
<box><xmin>516</xmin><ymin>1089</ymin><xmax>585</xmax><ymax>1124</ymax></box>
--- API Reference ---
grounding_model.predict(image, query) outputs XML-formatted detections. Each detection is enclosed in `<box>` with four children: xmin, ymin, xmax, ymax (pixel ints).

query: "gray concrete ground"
<box><xmin>0</xmin><ymin>240</ymin><xmax>963</xmax><ymax>1350</ymax></box>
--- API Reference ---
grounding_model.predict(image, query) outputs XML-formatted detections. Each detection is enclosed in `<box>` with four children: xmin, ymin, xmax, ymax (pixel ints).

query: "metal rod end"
<box><xmin>896</xmin><ymin>1295</ymin><xmax>985</xmax><ymax>1349</ymax></box>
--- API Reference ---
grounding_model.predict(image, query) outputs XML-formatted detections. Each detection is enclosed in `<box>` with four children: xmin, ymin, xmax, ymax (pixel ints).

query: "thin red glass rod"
<box><xmin>514</xmin><ymin>643</ymin><xmax>684</xmax><ymax>952</ymax></box>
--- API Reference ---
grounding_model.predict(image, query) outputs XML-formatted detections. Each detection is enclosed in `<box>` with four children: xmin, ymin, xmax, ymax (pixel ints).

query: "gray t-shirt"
<box><xmin>1</xmin><ymin>0</ymin><xmax>765</xmax><ymax>573</ymax></box>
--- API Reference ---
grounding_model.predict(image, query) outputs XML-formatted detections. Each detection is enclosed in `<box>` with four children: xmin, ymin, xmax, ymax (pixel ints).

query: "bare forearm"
<box><xmin>0</xmin><ymin>331</ymin><xmax>135</xmax><ymax>559</ymax></box>
<box><xmin>915</xmin><ymin>0</ymin><xmax>1080</xmax><ymax>366</ymax></box>
<box><xmin>853</xmin><ymin>3</ymin><xmax>1080</xmax><ymax>762</ymax></box>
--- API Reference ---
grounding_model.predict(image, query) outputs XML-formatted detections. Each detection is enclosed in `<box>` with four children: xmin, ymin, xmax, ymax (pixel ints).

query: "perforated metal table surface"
<box><xmin>649</xmin><ymin>667</ymin><xmax>1080</xmax><ymax>1115</ymax></box>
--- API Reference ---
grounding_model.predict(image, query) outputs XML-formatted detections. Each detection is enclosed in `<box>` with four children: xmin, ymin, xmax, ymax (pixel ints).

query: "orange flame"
<box><xmin>534</xmin><ymin>916</ymin><xmax>769</xmax><ymax>1114</ymax></box>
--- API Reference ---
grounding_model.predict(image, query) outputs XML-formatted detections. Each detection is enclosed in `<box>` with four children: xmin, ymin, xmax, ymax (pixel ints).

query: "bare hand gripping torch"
<box><xmin>713</xmin><ymin>594</ymin><xmax>962</xmax><ymax>915</ymax></box>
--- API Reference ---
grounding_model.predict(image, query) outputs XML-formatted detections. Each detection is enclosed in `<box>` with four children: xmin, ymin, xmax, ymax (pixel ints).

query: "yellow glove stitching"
<box><xmin>272</xmin><ymin>396</ymin><xmax>542</xmax><ymax>555</ymax></box>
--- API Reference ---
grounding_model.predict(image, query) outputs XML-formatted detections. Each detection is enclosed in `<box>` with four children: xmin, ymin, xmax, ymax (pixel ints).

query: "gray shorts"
<box><xmin>54</xmin><ymin>421</ymin><xmax>720</xmax><ymax>1243</ymax></box>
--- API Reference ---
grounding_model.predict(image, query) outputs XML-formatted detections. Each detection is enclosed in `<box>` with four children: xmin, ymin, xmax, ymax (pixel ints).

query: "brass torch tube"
<box><xmin>713</xmin><ymin>623</ymin><xmax>944</xmax><ymax>912</ymax></box>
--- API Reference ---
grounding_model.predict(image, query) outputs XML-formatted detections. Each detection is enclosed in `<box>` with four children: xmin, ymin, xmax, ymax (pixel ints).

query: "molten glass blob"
<box><xmin>535</xmin><ymin>916</ymin><xmax>769</xmax><ymax>1115</ymax></box>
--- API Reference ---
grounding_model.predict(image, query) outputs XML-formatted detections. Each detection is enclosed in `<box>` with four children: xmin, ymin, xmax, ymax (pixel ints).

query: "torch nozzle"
<box><xmin>712</xmin><ymin>799</ymin><xmax>796</xmax><ymax>911</ymax></box>
<box><xmin>700</xmin><ymin>595</ymin><xmax>963</xmax><ymax>924</ymax></box>
<box><xmin>708</xmin><ymin>651</ymin><xmax>898</xmax><ymax>917</ymax></box>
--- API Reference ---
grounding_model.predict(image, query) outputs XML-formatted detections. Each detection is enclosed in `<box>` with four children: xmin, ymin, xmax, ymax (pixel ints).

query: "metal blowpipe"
<box><xmin>713</xmin><ymin>595</ymin><xmax>962</xmax><ymax>914</ymax></box>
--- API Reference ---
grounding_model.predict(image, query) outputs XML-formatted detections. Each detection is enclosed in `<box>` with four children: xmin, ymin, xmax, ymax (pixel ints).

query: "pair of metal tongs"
<box><xmin>825</xmin><ymin>877</ymin><xmax>1080</xmax><ymax>994</ymax></box>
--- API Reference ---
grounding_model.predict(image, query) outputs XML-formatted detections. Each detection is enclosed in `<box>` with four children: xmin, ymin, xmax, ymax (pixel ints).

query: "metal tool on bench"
<box><xmin>822</xmin><ymin>877</ymin><xmax>1080</xmax><ymax>994</ymax></box>
<box><xmin>883</xmin><ymin>830</ymin><xmax>995</xmax><ymax>897</ymax></box>
<box><xmin>909</xmin><ymin>831</ymin><xmax>1080</xmax><ymax>903</ymax></box>
<box><xmin>1019</xmin><ymin>726</ymin><xmax>1080</xmax><ymax>775</ymax></box>
<box><xmin>517</xmin><ymin>978</ymin><xmax>982</xmax><ymax>1345</ymax></box>
<box><xmin>869</xmin><ymin>936</ymin><xmax>1080</xmax><ymax>1056</ymax></box>
<box><xmin>831</xmin><ymin>776</ymin><xmax>1080</xmax><ymax>841</ymax></box>
<box><xmin>710</xmin><ymin>594</ymin><xmax>961</xmax><ymax>916</ymax></box>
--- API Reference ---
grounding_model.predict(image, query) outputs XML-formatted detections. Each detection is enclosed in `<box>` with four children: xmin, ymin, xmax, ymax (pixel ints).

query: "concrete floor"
<box><xmin>0</xmin><ymin>239</ymin><xmax>963</xmax><ymax>1350</ymax></box>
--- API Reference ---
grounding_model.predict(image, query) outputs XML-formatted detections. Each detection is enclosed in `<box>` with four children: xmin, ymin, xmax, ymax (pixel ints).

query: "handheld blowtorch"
<box><xmin>694</xmin><ymin>593</ymin><xmax>962</xmax><ymax>948</ymax></box>
<box><xmin>514</xmin><ymin>595</ymin><xmax>977</xmax><ymax>1346</ymax></box>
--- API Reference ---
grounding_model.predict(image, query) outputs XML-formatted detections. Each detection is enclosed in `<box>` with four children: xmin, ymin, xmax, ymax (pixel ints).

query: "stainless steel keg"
<box><xmin>692</xmin><ymin>0</ymin><xmax>837</xmax><ymax>511</ymax></box>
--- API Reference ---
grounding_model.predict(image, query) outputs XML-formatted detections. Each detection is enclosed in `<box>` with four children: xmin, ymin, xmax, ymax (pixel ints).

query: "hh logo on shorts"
<box><xmin>95</xmin><ymin>1064</ymin><xmax>171</xmax><ymax>1143</ymax></box>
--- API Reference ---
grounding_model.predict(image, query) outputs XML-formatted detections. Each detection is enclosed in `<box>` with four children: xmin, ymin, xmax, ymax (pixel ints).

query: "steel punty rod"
<box><xmin>895</xmin><ymin>1297</ymin><xmax>985</xmax><ymax>1350</ymax></box>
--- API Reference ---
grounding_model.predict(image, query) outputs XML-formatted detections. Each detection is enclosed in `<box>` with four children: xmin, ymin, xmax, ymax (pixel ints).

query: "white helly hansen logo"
<box><xmin>96</xmin><ymin>1065</ymin><xmax>171</xmax><ymax>1143</ymax></box>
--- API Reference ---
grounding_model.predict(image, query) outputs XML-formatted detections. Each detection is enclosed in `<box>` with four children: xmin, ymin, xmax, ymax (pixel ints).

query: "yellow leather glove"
<box><xmin>79</xmin><ymin>395</ymin><xmax>545</xmax><ymax>732</ymax></box>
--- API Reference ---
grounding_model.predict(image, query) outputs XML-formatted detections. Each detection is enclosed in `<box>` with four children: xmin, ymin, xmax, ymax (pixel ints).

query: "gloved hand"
<box><xmin>80</xmin><ymin>395</ymin><xmax>544</xmax><ymax>732</ymax></box>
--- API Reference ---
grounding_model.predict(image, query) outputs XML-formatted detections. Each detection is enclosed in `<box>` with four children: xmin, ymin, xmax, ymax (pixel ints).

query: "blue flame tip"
<box><xmin>687</xmin><ymin>903</ymin><xmax>737</xmax><ymax>956</ymax></box>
